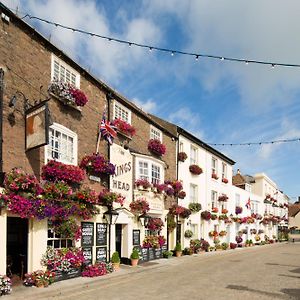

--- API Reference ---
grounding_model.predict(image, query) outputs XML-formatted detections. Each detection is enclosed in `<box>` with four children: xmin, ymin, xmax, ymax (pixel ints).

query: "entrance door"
<box><xmin>115</xmin><ymin>224</ymin><xmax>122</xmax><ymax>258</ymax></box>
<box><xmin>6</xmin><ymin>217</ymin><xmax>28</xmax><ymax>279</ymax></box>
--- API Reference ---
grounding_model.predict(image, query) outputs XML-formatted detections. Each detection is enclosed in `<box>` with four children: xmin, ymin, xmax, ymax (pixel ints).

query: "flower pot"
<box><xmin>175</xmin><ymin>251</ymin><xmax>182</xmax><ymax>257</ymax></box>
<box><xmin>131</xmin><ymin>258</ymin><xmax>139</xmax><ymax>267</ymax></box>
<box><xmin>112</xmin><ymin>262</ymin><xmax>120</xmax><ymax>271</ymax></box>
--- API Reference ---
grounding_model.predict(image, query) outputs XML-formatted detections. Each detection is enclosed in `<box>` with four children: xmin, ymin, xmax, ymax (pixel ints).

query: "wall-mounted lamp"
<box><xmin>138</xmin><ymin>213</ymin><xmax>151</xmax><ymax>227</ymax></box>
<box><xmin>9</xmin><ymin>91</ymin><xmax>31</xmax><ymax>111</ymax></box>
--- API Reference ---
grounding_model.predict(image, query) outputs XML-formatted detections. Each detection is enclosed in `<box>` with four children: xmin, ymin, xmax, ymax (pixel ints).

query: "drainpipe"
<box><xmin>0</xmin><ymin>69</ymin><xmax>4</xmax><ymax>185</ymax></box>
<box><xmin>176</xmin><ymin>132</ymin><xmax>180</xmax><ymax>243</ymax></box>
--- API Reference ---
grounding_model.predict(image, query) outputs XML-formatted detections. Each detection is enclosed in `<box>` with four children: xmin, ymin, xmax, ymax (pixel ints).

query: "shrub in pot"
<box><xmin>111</xmin><ymin>252</ymin><xmax>121</xmax><ymax>271</ymax></box>
<box><xmin>175</xmin><ymin>242</ymin><xmax>182</xmax><ymax>257</ymax></box>
<box><xmin>130</xmin><ymin>249</ymin><xmax>140</xmax><ymax>267</ymax></box>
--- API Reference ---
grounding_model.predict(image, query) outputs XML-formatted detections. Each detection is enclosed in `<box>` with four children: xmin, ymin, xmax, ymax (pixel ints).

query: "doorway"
<box><xmin>6</xmin><ymin>217</ymin><xmax>28</xmax><ymax>280</ymax></box>
<box><xmin>115</xmin><ymin>224</ymin><xmax>122</xmax><ymax>259</ymax></box>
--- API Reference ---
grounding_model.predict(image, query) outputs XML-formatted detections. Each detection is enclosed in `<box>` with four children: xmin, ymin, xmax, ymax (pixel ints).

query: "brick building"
<box><xmin>0</xmin><ymin>3</ymin><xmax>176</xmax><ymax>277</ymax></box>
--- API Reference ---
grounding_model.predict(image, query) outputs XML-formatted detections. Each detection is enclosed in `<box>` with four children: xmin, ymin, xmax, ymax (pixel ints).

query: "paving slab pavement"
<box><xmin>6</xmin><ymin>242</ymin><xmax>300</xmax><ymax>300</ymax></box>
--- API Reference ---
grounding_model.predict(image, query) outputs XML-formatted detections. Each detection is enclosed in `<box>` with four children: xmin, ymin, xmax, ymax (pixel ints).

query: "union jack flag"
<box><xmin>245</xmin><ymin>197</ymin><xmax>251</xmax><ymax>210</ymax></box>
<box><xmin>99</xmin><ymin>110</ymin><xmax>117</xmax><ymax>145</ymax></box>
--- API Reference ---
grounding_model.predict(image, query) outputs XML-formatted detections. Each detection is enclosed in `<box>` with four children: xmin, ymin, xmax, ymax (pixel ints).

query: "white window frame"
<box><xmin>211</xmin><ymin>190</ymin><xmax>217</xmax><ymax>209</ymax></box>
<box><xmin>45</xmin><ymin>122</ymin><xmax>78</xmax><ymax>165</ymax></box>
<box><xmin>179</xmin><ymin>142</ymin><xmax>184</xmax><ymax>153</ymax></box>
<box><xmin>222</xmin><ymin>162</ymin><xmax>227</xmax><ymax>179</ymax></box>
<box><xmin>235</xmin><ymin>193</ymin><xmax>240</xmax><ymax>207</ymax></box>
<box><xmin>190</xmin><ymin>224</ymin><xmax>198</xmax><ymax>238</ymax></box>
<box><xmin>190</xmin><ymin>145</ymin><xmax>198</xmax><ymax>165</ymax></box>
<box><xmin>47</xmin><ymin>221</ymin><xmax>74</xmax><ymax>249</ymax></box>
<box><xmin>135</xmin><ymin>156</ymin><xmax>165</xmax><ymax>185</ymax></box>
<box><xmin>51</xmin><ymin>54</ymin><xmax>80</xmax><ymax>87</ymax></box>
<box><xmin>212</xmin><ymin>157</ymin><xmax>218</xmax><ymax>174</ymax></box>
<box><xmin>150</xmin><ymin>125</ymin><xmax>162</xmax><ymax>142</ymax></box>
<box><xmin>113</xmin><ymin>101</ymin><xmax>131</xmax><ymax>124</ymax></box>
<box><xmin>189</xmin><ymin>184</ymin><xmax>198</xmax><ymax>203</ymax></box>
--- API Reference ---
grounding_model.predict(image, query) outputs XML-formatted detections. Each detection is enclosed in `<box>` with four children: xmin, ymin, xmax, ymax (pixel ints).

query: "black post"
<box><xmin>0</xmin><ymin>69</ymin><xmax>4</xmax><ymax>185</ymax></box>
<box><xmin>108</xmin><ymin>221</ymin><xmax>111</xmax><ymax>262</ymax></box>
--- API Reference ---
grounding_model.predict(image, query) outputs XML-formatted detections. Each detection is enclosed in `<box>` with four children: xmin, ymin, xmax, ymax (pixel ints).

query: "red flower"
<box><xmin>148</xmin><ymin>139</ymin><xmax>166</xmax><ymax>156</ymax></box>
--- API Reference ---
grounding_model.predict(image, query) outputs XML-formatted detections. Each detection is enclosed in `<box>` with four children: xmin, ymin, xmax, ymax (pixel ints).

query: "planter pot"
<box><xmin>175</xmin><ymin>251</ymin><xmax>182</xmax><ymax>257</ymax></box>
<box><xmin>131</xmin><ymin>259</ymin><xmax>139</xmax><ymax>267</ymax></box>
<box><xmin>112</xmin><ymin>262</ymin><xmax>120</xmax><ymax>271</ymax></box>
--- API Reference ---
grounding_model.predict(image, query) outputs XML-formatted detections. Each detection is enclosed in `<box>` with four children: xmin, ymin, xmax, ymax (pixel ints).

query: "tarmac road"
<box><xmin>8</xmin><ymin>242</ymin><xmax>300</xmax><ymax>300</ymax></box>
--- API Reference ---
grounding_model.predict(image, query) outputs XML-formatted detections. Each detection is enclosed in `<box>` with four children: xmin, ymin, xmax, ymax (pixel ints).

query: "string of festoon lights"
<box><xmin>7</xmin><ymin>64</ymin><xmax>300</xmax><ymax>148</ymax></box>
<box><xmin>18</xmin><ymin>14</ymin><xmax>300</xmax><ymax>69</ymax></box>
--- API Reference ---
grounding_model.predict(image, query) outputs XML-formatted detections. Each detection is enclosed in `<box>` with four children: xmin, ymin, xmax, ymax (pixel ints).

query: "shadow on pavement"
<box><xmin>280</xmin><ymin>289</ymin><xmax>300</xmax><ymax>299</ymax></box>
<box><xmin>278</xmin><ymin>274</ymin><xmax>300</xmax><ymax>279</ymax></box>
<box><xmin>226</xmin><ymin>285</ymin><xmax>286</xmax><ymax>299</ymax></box>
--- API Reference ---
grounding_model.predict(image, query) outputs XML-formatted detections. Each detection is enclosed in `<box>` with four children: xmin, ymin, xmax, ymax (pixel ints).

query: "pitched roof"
<box><xmin>288</xmin><ymin>204</ymin><xmax>300</xmax><ymax>217</ymax></box>
<box><xmin>0</xmin><ymin>3</ymin><xmax>176</xmax><ymax>138</ymax></box>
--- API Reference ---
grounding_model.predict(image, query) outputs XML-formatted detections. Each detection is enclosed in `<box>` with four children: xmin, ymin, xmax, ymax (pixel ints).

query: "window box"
<box><xmin>222</xmin><ymin>178</ymin><xmax>228</xmax><ymax>184</ymax></box>
<box><xmin>218</xmin><ymin>195</ymin><xmax>228</xmax><ymax>202</ymax></box>
<box><xmin>212</xmin><ymin>173</ymin><xmax>219</xmax><ymax>180</ymax></box>
<box><xmin>48</xmin><ymin>79</ymin><xmax>88</xmax><ymax>109</ymax></box>
<box><xmin>112</xmin><ymin>118</ymin><xmax>136</xmax><ymax>138</ymax></box>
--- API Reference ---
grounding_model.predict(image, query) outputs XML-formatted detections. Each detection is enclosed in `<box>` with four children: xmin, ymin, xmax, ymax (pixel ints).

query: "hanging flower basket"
<box><xmin>129</xmin><ymin>198</ymin><xmax>150</xmax><ymax>215</ymax></box>
<box><xmin>178</xmin><ymin>152</ymin><xmax>188</xmax><ymax>162</ymax></box>
<box><xmin>98</xmin><ymin>189</ymin><xmax>125</xmax><ymax>207</ymax></box>
<box><xmin>212</xmin><ymin>207</ymin><xmax>219</xmax><ymax>213</ymax></box>
<box><xmin>218</xmin><ymin>195</ymin><xmax>228</xmax><ymax>202</ymax></box>
<box><xmin>221</xmin><ymin>208</ymin><xmax>228</xmax><ymax>214</ymax></box>
<box><xmin>148</xmin><ymin>139</ymin><xmax>166</xmax><ymax>156</ymax></box>
<box><xmin>48</xmin><ymin>79</ymin><xmax>88</xmax><ymax>107</ymax></box>
<box><xmin>201</xmin><ymin>210</ymin><xmax>211</xmax><ymax>221</ymax></box>
<box><xmin>112</xmin><ymin>118</ymin><xmax>136</xmax><ymax>137</ymax></box>
<box><xmin>235</xmin><ymin>206</ymin><xmax>243</xmax><ymax>215</ymax></box>
<box><xmin>189</xmin><ymin>164</ymin><xmax>203</xmax><ymax>175</ymax></box>
<box><xmin>222</xmin><ymin>178</ymin><xmax>228</xmax><ymax>183</ymax></box>
<box><xmin>184</xmin><ymin>230</ymin><xmax>193</xmax><ymax>238</ymax></box>
<box><xmin>146</xmin><ymin>218</ymin><xmax>164</xmax><ymax>231</ymax></box>
<box><xmin>178</xmin><ymin>190</ymin><xmax>186</xmax><ymax>199</ymax></box>
<box><xmin>169</xmin><ymin>204</ymin><xmax>191</xmax><ymax>219</ymax></box>
<box><xmin>80</xmin><ymin>153</ymin><xmax>115</xmax><ymax>176</ymax></box>
<box><xmin>219</xmin><ymin>230</ymin><xmax>227</xmax><ymax>237</ymax></box>
<box><xmin>188</xmin><ymin>202</ymin><xmax>201</xmax><ymax>213</ymax></box>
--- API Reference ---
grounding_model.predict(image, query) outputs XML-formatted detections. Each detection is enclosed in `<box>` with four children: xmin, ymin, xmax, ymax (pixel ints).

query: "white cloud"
<box><xmin>132</xmin><ymin>97</ymin><xmax>157</xmax><ymax>113</ymax></box>
<box><xmin>168</xmin><ymin>107</ymin><xmax>205</xmax><ymax>139</ymax></box>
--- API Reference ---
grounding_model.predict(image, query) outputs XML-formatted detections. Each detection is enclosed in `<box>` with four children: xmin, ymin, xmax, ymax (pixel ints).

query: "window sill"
<box><xmin>49</xmin><ymin>92</ymin><xmax>82</xmax><ymax>112</ymax></box>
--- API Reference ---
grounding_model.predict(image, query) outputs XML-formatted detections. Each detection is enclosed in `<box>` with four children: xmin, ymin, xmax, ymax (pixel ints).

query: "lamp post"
<box><xmin>103</xmin><ymin>208</ymin><xmax>119</xmax><ymax>262</ymax></box>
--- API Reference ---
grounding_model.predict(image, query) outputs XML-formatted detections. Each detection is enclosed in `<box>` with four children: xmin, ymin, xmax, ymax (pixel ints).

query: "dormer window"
<box><xmin>51</xmin><ymin>54</ymin><xmax>80</xmax><ymax>87</ymax></box>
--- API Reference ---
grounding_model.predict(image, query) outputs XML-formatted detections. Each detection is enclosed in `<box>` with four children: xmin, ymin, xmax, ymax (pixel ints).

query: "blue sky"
<box><xmin>3</xmin><ymin>0</ymin><xmax>300</xmax><ymax>200</ymax></box>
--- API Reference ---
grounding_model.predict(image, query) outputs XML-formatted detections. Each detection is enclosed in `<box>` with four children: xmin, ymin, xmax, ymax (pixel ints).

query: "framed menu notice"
<box><xmin>96</xmin><ymin>223</ymin><xmax>107</xmax><ymax>246</ymax></box>
<box><xmin>81</xmin><ymin>222</ymin><xmax>94</xmax><ymax>247</ymax></box>
<box><xmin>96</xmin><ymin>247</ymin><xmax>107</xmax><ymax>262</ymax></box>
<box><xmin>132</xmin><ymin>229</ymin><xmax>140</xmax><ymax>246</ymax></box>
<box><xmin>82</xmin><ymin>247</ymin><xmax>93</xmax><ymax>265</ymax></box>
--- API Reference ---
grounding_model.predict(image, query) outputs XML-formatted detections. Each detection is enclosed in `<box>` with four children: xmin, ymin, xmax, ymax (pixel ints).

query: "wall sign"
<box><xmin>82</xmin><ymin>247</ymin><xmax>93</xmax><ymax>265</ymax></box>
<box><xmin>96</xmin><ymin>223</ymin><xmax>107</xmax><ymax>246</ymax></box>
<box><xmin>96</xmin><ymin>247</ymin><xmax>107</xmax><ymax>262</ymax></box>
<box><xmin>25</xmin><ymin>101</ymin><xmax>49</xmax><ymax>151</ymax></box>
<box><xmin>81</xmin><ymin>222</ymin><xmax>94</xmax><ymax>247</ymax></box>
<box><xmin>132</xmin><ymin>229</ymin><xmax>140</xmax><ymax>246</ymax></box>
<box><xmin>110</xmin><ymin>144</ymin><xmax>133</xmax><ymax>200</ymax></box>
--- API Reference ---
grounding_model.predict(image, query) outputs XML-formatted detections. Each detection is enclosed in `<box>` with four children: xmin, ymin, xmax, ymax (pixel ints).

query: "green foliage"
<box><xmin>184</xmin><ymin>229</ymin><xmax>193</xmax><ymax>238</ymax></box>
<box><xmin>130</xmin><ymin>248</ymin><xmax>140</xmax><ymax>260</ymax></box>
<box><xmin>111</xmin><ymin>251</ymin><xmax>120</xmax><ymax>263</ymax></box>
<box><xmin>188</xmin><ymin>202</ymin><xmax>202</xmax><ymax>213</ymax></box>
<box><xmin>162</xmin><ymin>250</ymin><xmax>173</xmax><ymax>258</ymax></box>
<box><xmin>175</xmin><ymin>242</ymin><xmax>182</xmax><ymax>252</ymax></box>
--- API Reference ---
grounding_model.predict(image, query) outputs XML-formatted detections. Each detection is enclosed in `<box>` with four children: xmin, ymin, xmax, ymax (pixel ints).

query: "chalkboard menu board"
<box><xmin>161</xmin><ymin>244</ymin><xmax>167</xmax><ymax>253</ymax></box>
<box><xmin>96</xmin><ymin>247</ymin><xmax>107</xmax><ymax>262</ymax></box>
<box><xmin>81</xmin><ymin>222</ymin><xmax>94</xmax><ymax>247</ymax></box>
<box><xmin>82</xmin><ymin>247</ymin><xmax>93</xmax><ymax>265</ymax></box>
<box><xmin>155</xmin><ymin>248</ymin><xmax>162</xmax><ymax>259</ymax></box>
<box><xmin>96</xmin><ymin>223</ymin><xmax>107</xmax><ymax>246</ymax></box>
<box><xmin>132</xmin><ymin>230</ymin><xmax>140</xmax><ymax>246</ymax></box>
<box><xmin>148</xmin><ymin>248</ymin><xmax>155</xmax><ymax>261</ymax></box>
<box><xmin>142</xmin><ymin>248</ymin><xmax>149</xmax><ymax>262</ymax></box>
